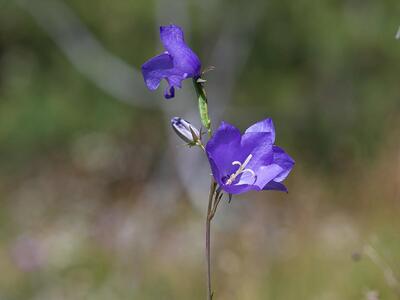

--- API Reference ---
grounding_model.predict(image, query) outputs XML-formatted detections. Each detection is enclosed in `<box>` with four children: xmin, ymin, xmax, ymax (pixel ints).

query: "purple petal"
<box><xmin>206</xmin><ymin>122</ymin><xmax>242</xmax><ymax>179</ymax></box>
<box><xmin>141</xmin><ymin>53</ymin><xmax>174</xmax><ymax>90</ymax></box>
<box><xmin>245</xmin><ymin>118</ymin><xmax>275</xmax><ymax>143</ymax></box>
<box><xmin>253</xmin><ymin>164</ymin><xmax>284</xmax><ymax>189</ymax></box>
<box><xmin>240</xmin><ymin>132</ymin><xmax>274</xmax><ymax>171</ymax></box>
<box><xmin>141</xmin><ymin>54</ymin><xmax>187</xmax><ymax>99</ymax></box>
<box><xmin>160</xmin><ymin>25</ymin><xmax>185</xmax><ymax>50</ymax></box>
<box><xmin>208</xmin><ymin>157</ymin><xmax>223</xmax><ymax>187</ymax></box>
<box><xmin>263</xmin><ymin>181</ymin><xmax>288</xmax><ymax>192</ymax></box>
<box><xmin>160</xmin><ymin>25</ymin><xmax>201</xmax><ymax>78</ymax></box>
<box><xmin>272</xmin><ymin>146</ymin><xmax>295</xmax><ymax>182</ymax></box>
<box><xmin>164</xmin><ymin>86</ymin><xmax>175</xmax><ymax>99</ymax></box>
<box><xmin>166</xmin><ymin>74</ymin><xmax>184</xmax><ymax>88</ymax></box>
<box><xmin>221</xmin><ymin>183</ymin><xmax>259</xmax><ymax>195</ymax></box>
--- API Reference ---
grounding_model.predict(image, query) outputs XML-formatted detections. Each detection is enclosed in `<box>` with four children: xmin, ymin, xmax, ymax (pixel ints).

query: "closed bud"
<box><xmin>171</xmin><ymin>117</ymin><xmax>200</xmax><ymax>144</ymax></box>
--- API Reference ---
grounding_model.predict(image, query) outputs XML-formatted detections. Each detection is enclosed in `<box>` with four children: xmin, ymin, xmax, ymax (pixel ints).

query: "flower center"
<box><xmin>225</xmin><ymin>154</ymin><xmax>256</xmax><ymax>185</ymax></box>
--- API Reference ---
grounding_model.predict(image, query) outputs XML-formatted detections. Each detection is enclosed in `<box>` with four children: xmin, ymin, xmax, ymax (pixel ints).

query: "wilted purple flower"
<box><xmin>205</xmin><ymin>118</ymin><xmax>294</xmax><ymax>195</ymax></box>
<box><xmin>171</xmin><ymin>117</ymin><xmax>200</xmax><ymax>144</ymax></box>
<box><xmin>142</xmin><ymin>25</ymin><xmax>201</xmax><ymax>99</ymax></box>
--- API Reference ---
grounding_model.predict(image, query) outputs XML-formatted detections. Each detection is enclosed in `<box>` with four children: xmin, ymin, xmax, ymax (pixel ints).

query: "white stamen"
<box><xmin>241</xmin><ymin>168</ymin><xmax>256</xmax><ymax>178</ymax></box>
<box><xmin>242</xmin><ymin>154</ymin><xmax>253</xmax><ymax>168</ymax></box>
<box><xmin>226</xmin><ymin>154</ymin><xmax>255</xmax><ymax>185</ymax></box>
<box><xmin>242</xmin><ymin>169</ymin><xmax>257</xmax><ymax>185</ymax></box>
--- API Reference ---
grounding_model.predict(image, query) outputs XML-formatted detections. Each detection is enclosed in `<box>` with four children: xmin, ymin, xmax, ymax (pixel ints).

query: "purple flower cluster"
<box><xmin>142</xmin><ymin>25</ymin><xmax>294</xmax><ymax>195</ymax></box>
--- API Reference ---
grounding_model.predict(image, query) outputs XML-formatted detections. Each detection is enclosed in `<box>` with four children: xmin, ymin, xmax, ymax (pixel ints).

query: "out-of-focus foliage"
<box><xmin>0</xmin><ymin>0</ymin><xmax>399</xmax><ymax>299</ymax></box>
<box><xmin>239</xmin><ymin>0</ymin><xmax>400</xmax><ymax>169</ymax></box>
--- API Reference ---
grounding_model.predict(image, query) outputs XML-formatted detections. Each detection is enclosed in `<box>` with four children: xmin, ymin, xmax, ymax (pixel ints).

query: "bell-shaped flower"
<box><xmin>205</xmin><ymin>118</ymin><xmax>294</xmax><ymax>195</ymax></box>
<box><xmin>141</xmin><ymin>25</ymin><xmax>201</xmax><ymax>99</ymax></box>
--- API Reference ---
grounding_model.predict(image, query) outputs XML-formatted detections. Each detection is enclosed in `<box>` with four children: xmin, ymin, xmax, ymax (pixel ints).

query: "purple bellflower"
<box><xmin>205</xmin><ymin>118</ymin><xmax>294</xmax><ymax>195</ymax></box>
<box><xmin>141</xmin><ymin>25</ymin><xmax>201</xmax><ymax>99</ymax></box>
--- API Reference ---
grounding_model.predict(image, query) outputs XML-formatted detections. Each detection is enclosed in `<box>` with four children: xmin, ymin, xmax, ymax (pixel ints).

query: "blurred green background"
<box><xmin>1</xmin><ymin>0</ymin><xmax>400</xmax><ymax>299</ymax></box>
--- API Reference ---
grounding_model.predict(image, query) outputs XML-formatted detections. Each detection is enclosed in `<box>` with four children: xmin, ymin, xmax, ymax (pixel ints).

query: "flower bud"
<box><xmin>171</xmin><ymin>117</ymin><xmax>200</xmax><ymax>144</ymax></box>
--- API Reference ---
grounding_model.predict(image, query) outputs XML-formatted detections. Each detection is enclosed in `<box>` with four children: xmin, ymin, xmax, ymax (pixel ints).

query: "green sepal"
<box><xmin>189</xmin><ymin>126</ymin><xmax>200</xmax><ymax>143</ymax></box>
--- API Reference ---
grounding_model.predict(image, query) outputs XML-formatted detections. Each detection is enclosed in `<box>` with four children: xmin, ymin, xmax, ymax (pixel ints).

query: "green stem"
<box><xmin>206</xmin><ymin>180</ymin><xmax>217</xmax><ymax>300</ymax></box>
<box><xmin>193</xmin><ymin>76</ymin><xmax>217</xmax><ymax>299</ymax></box>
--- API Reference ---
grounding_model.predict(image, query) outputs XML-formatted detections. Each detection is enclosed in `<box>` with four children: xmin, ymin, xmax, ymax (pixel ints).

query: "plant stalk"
<box><xmin>206</xmin><ymin>180</ymin><xmax>217</xmax><ymax>300</ymax></box>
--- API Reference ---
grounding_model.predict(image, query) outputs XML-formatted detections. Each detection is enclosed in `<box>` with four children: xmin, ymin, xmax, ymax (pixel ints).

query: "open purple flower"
<box><xmin>141</xmin><ymin>24</ymin><xmax>201</xmax><ymax>99</ymax></box>
<box><xmin>205</xmin><ymin>118</ymin><xmax>294</xmax><ymax>195</ymax></box>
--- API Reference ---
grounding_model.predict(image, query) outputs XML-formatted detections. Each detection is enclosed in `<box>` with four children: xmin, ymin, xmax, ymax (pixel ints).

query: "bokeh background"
<box><xmin>1</xmin><ymin>0</ymin><xmax>400</xmax><ymax>299</ymax></box>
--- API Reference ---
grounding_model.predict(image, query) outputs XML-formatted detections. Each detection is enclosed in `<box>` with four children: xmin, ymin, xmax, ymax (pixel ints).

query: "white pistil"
<box><xmin>226</xmin><ymin>154</ymin><xmax>256</xmax><ymax>185</ymax></box>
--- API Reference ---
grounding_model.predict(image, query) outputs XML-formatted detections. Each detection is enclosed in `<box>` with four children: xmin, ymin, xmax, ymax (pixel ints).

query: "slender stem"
<box><xmin>206</xmin><ymin>180</ymin><xmax>217</xmax><ymax>300</ymax></box>
<box><xmin>194</xmin><ymin>75</ymin><xmax>216</xmax><ymax>299</ymax></box>
<box><xmin>206</xmin><ymin>217</ymin><xmax>212</xmax><ymax>299</ymax></box>
<box><xmin>197</xmin><ymin>140</ymin><xmax>206</xmax><ymax>151</ymax></box>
